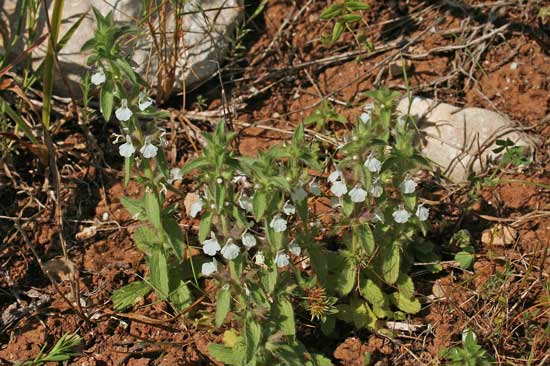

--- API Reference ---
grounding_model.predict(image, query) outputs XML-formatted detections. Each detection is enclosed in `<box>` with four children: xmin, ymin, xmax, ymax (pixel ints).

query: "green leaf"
<box><xmin>111</xmin><ymin>281</ymin><xmax>152</xmax><ymax>311</ymax></box>
<box><xmin>396</xmin><ymin>273</ymin><xmax>415</xmax><ymax>299</ymax></box>
<box><xmin>268</xmin><ymin>342</ymin><xmax>307</xmax><ymax>365</ymax></box>
<box><xmin>274</xmin><ymin>297</ymin><xmax>295</xmax><ymax>336</ymax></box>
<box><xmin>124</xmin><ymin>156</ymin><xmax>132</xmax><ymax>186</ymax></box>
<box><xmin>390</xmin><ymin>292</ymin><xmax>421</xmax><ymax>314</ymax></box>
<box><xmin>360</xmin><ymin>279</ymin><xmax>392</xmax><ymax>319</ymax></box>
<box><xmin>208</xmin><ymin>343</ymin><xmax>242</xmax><ymax>365</ymax></box>
<box><xmin>293</xmin><ymin>123</ymin><xmax>305</xmax><ymax>144</ymax></box>
<box><xmin>121</xmin><ymin>196</ymin><xmax>145</xmax><ymax>220</ymax></box>
<box><xmin>261</xmin><ymin>264</ymin><xmax>278</xmax><ymax>295</ymax></box>
<box><xmin>164</xmin><ymin>217</ymin><xmax>185</xmax><ymax>262</ymax></box>
<box><xmin>115</xmin><ymin>58</ymin><xmax>137</xmax><ymax>84</ymax></box>
<box><xmin>168</xmin><ymin>280</ymin><xmax>193</xmax><ymax>312</ymax></box>
<box><xmin>149</xmin><ymin>248</ymin><xmax>170</xmax><ymax>299</ymax></box>
<box><xmin>100</xmin><ymin>80</ymin><xmax>114</xmax><ymax>121</ymax></box>
<box><xmin>402</xmin><ymin>193</ymin><xmax>416</xmax><ymax>211</ymax></box>
<box><xmin>340</xmin><ymin>14</ymin><xmax>362</xmax><ymax>23</ymax></box>
<box><xmin>308</xmin><ymin>244</ymin><xmax>328</xmax><ymax>284</ymax></box>
<box><xmin>361</xmin><ymin>279</ymin><xmax>385</xmax><ymax>308</ymax></box>
<box><xmin>133</xmin><ymin>226</ymin><xmax>158</xmax><ymax>255</ymax></box>
<box><xmin>199</xmin><ymin>212</ymin><xmax>213</xmax><ymax>243</ymax></box>
<box><xmin>345</xmin><ymin>1</ymin><xmax>370</xmax><ymax>11</ymax></box>
<box><xmin>320</xmin><ymin>316</ymin><xmax>335</xmax><ymax>336</ymax></box>
<box><xmin>455</xmin><ymin>249</ymin><xmax>475</xmax><ymax>269</ymax></box>
<box><xmin>337</xmin><ymin>297</ymin><xmax>377</xmax><ymax>329</ymax></box>
<box><xmin>214</xmin><ymin>183</ymin><xmax>226</xmax><ymax>211</ymax></box>
<box><xmin>180</xmin><ymin>156</ymin><xmax>210</xmax><ymax>176</ymax></box>
<box><xmin>144</xmin><ymin>191</ymin><xmax>163</xmax><ymax>231</ymax></box>
<box><xmin>0</xmin><ymin>97</ymin><xmax>39</xmax><ymax>145</ymax></box>
<box><xmin>307</xmin><ymin>354</ymin><xmax>333</xmax><ymax>366</ymax></box>
<box><xmin>382</xmin><ymin>243</ymin><xmax>400</xmax><ymax>284</ymax></box>
<box><xmin>244</xmin><ymin>317</ymin><xmax>262</xmax><ymax>364</ymax></box>
<box><xmin>331</xmin><ymin>21</ymin><xmax>345</xmax><ymax>43</ymax></box>
<box><xmin>155</xmin><ymin>148</ymin><xmax>170</xmax><ymax>178</ymax></box>
<box><xmin>215</xmin><ymin>287</ymin><xmax>231</xmax><ymax>327</ymax></box>
<box><xmin>353</xmin><ymin>224</ymin><xmax>375</xmax><ymax>255</ymax></box>
<box><xmin>336</xmin><ymin>260</ymin><xmax>356</xmax><ymax>296</ymax></box>
<box><xmin>320</xmin><ymin>3</ymin><xmax>344</xmax><ymax>19</ymax></box>
<box><xmin>253</xmin><ymin>191</ymin><xmax>268</xmax><ymax>221</ymax></box>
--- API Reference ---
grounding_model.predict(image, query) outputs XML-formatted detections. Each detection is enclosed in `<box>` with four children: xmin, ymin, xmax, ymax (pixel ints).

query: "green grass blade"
<box><xmin>0</xmin><ymin>97</ymin><xmax>39</xmax><ymax>145</ymax></box>
<box><xmin>41</xmin><ymin>0</ymin><xmax>65</xmax><ymax>129</ymax></box>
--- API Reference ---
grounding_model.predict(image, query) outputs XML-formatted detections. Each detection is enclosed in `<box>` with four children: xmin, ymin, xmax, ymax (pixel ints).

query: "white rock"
<box><xmin>3</xmin><ymin>0</ymin><xmax>243</xmax><ymax>96</ymax></box>
<box><xmin>397</xmin><ymin>97</ymin><xmax>536</xmax><ymax>182</ymax></box>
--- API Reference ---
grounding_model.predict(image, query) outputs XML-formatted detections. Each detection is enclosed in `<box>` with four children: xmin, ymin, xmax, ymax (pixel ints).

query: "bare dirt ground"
<box><xmin>1</xmin><ymin>1</ymin><xmax>549</xmax><ymax>365</ymax></box>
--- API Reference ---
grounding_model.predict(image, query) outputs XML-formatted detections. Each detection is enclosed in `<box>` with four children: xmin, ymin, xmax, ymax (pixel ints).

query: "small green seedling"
<box><xmin>450</xmin><ymin>229</ymin><xmax>475</xmax><ymax>269</ymax></box>
<box><xmin>320</xmin><ymin>0</ymin><xmax>371</xmax><ymax>46</ymax></box>
<box><xmin>492</xmin><ymin>138</ymin><xmax>530</xmax><ymax>167</ymax></box>
<box><xmin>439</xmin><ymin>329</ymin><xmax>493</xmax><ymax>366</ymax></box>
<box><xmin>17</xmin><ymin>333</ymin><xmax>81</xmax><ymax>366</ymax></box>
<box><xmin>303</xmin><ymin>100</ymin><xmax>347</xmax><ymax>131</ymax></box>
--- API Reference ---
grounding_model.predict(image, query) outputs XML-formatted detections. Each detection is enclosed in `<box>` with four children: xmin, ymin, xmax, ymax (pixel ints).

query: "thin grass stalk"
<box><xmin>41</xmin><ymin>0</ymin><xmax>64</xmax><ymax>129</ymax></box>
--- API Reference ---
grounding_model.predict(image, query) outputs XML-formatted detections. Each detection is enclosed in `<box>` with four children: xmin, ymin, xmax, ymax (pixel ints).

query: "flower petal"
<box><xmin>330</xmin><ymin>180</ymin><xmax>348</xmax><ymax>197</ymax></box>
<box><xmin>349</xmin><ymin>186</ymin><xmax>368</xmax><ymax>203</ymax></box>
<box><xmin>392</xmin><ymin>208</ymin><xmax>411</xmax><ymax>223</ymax></box>
<box><xmin>221</xmin><ymin>241</ymin><xmax>240</xmax><ymax>260</ymax></box>
<box><xmin>201</xmin><ymin>260</ymin><xmax>217</xmax><ymax>276</ymax></box>
<box><xmin>275</xmin><ymin>252</ymin><xmax>290</xmax><ymax>268</ymax></box>
<box><xmin>241</xmin><ymin>232</ymin><xmax>257</xmax><ymax>249</ymax></box>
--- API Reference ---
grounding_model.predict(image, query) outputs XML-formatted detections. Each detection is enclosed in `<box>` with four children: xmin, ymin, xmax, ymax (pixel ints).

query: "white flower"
<box><xmin>364</xmin><ymin>155</ymin><xmax>382</xmax><ymax>173</ymax></box>
<box><xmin>270</xmin><ymin>215</ymin><xmax>287</xmax><ymax>232</ymax></box>
<box><xmin>202</xmin><ymin>232</ymin><xmax>221</xmax><ymax>256</ymax></box>
<box><xmin>283</xmin><ymin>201</ymin><xmax>296</xmax><ymax>215</ymax></box>
<box><xmin>291</xmin><ymin>187</ymin><xmax>307</xmax><ymax>202</ymax></box>
<box><xmin>119</xmin><ymin>135</ymin><xmax>135</xmax><ymax>158</ymax></box>
<box><xmin>238</xmin><ymin>195</ymin><xmax>253</xmax><ymax>212</ymax></box>
<box><xmin>330</xmin><ymin>180</ymin><xmax>348</xmax><ymax>197</ymax></box>
<box><xmin>328</xmin><ymin>170</ymin><xmax>341</xmax><ymax>183</ymax></box>
<box><xmin>393</xmin><ymin>207</ymin><xmax>411</xmax><ymax>224</ymax></box>
<box><xmin>189</xmin><ymin>199</ymin><xmax>204</xmax><ymax>218</ymax></box>
<box><xmin>289</xmin><ymin>241</ymin><xmax>301</xmax><ymax>256</ymax></box>
<box><xmin>309</xmin><ymin>181</ymin><xmax>321</xmax><ymax>196</ymax></box>
<box><xmin>91</xmin><ymin>68</ymin><xmax>106</xmax><ymax>85</ymax></box>
<box><xmin>275</xmin><ymin>252</ymin><xmax>290</xmax><ymax>268</ymax></box>
<box><xmin>360</xmin><ymin>111</ymin><xmax>371</xmax><ymax>124</ymax></box>
<box><xmin>416</xmin><ymin>204</ymin><xmax>430</xmax><ymax>221</ymax></box>
<box><xmin>255</xmin><ymin>251</ymin><xmax>265</xmax><ymax>266</ymax></box>
<box><xmin>349</xmin><ymin>186</ymin><xmax>368</xmax><ymax>203</ymax></box>
<box><xmin>372</xmin><ymin>207</ymin><xmax>385</xmax><ymax>223</ymax></box>
<box><xmin>370</xmin><ymin>183</ymin><xmax>383</xmax><ymax>198</ymax></box>
<box><xmin>140</xmin><ymin>137</ymin><xmax>158</xmax><ymax>159</ymax></box>
<box><xmin>115</xmin><ymin>99</ymin><xmax>133</xmax><ymax>121</ymax></box>
<box><xmin>221</xmin><ymin>239</ymin><xmax>240</xmax><ymax>260</ymax></box>
<box><xmin>201</xmin><ymin>259</ymin><xmax>217</xmax><ymax>276</ymax></box>
<box><xmin>400</xmin><ymin>178</ymin><xmax>417</xmax><ymax>194</ymax></box>
<box><xmin>241</xmin><ymin>232</ymin><xmax>256</xmax><ymax>249</ymax></box>
<box><xmin>169</xmin><ymin>168</ymin><xmax>183</xmax><ymax>183</ymax></box>
<box><xmin>138</xmin><ymin>92</ymin><xmax>154</xmax><ymax>111</ymax></box>
<box><xmin>363</xmin><ymin>103</ymin><xmax>374</xmax><ymax>112</ymax></box>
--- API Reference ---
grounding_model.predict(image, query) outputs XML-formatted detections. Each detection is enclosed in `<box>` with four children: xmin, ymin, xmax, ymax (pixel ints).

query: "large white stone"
<box><xmin>2</xmin><ymin>0</ymin><xmax>243</xmax><ymax>96</ymax></box>
<box><xmin>397</xmin><ymin>97</ymin><xmax>536</xmax><ymax>182</ymax></box>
